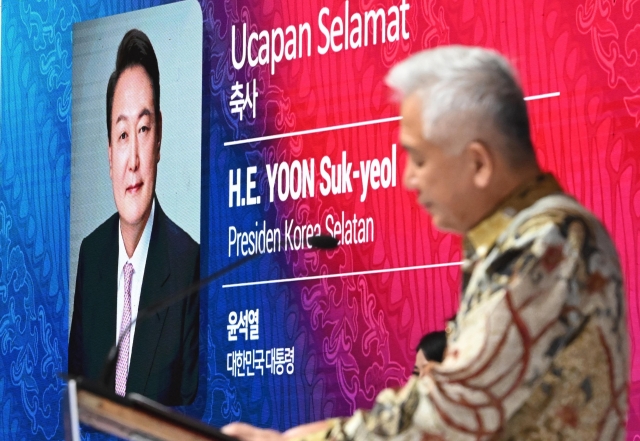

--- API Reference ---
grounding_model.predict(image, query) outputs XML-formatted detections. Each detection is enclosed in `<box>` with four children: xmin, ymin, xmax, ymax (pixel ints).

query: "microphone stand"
<box><xmin>99</xmin><ymin>234</ymin><xmax>338</xmax><ymax>390</ymax></box>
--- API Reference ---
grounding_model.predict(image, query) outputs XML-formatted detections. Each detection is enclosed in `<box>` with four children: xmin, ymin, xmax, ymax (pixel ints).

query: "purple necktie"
<box><xmin>115</xmin><ymin>262</ymin><xmax>134</xmax><ymax>396</ymax></box>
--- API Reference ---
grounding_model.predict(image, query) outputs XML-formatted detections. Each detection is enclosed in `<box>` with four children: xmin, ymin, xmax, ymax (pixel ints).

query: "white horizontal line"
<box><xmin>224</xmin><ymin>92</ymin><xmax>559</xmax><ymax>146</ymax></box>
<box><xmin>223</xmin><ymin>116</ymin><xmax>402</xmax><ymax>146</ymax></box>
<box><xmin>524</xmin><ymin>91</ymin><xmax>560</xmax><ymax>101</ymax></box>
<box><xmin>221</xmin><ymin>261</ymin><xmax>464</xmax><ymax>288</ymax></box>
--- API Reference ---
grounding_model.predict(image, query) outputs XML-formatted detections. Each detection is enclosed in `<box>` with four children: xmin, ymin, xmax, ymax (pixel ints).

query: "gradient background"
<box><xmin>1</xmin><ymin>0</ymin><xmax>640</xmax><ymax>440</ymax></box>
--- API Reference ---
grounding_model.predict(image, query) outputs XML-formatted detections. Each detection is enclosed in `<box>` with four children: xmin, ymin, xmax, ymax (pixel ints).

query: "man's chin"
<box><xmin>431</xmin><ymin>217</ymin><xmax>463</xmax><ymax>235</ymax></box>
<box><xmin>118</xmin><ymin>207</ymin><xmax>152</xmax><ymax>230</ymax></box>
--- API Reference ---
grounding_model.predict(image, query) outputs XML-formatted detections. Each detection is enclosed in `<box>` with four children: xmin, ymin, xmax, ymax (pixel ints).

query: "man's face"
<box><xmin>412</xmin><ymin>349</ymin><xmax>432</xmax><ymax>378</ymax></box>
<box><xmin>400</xmin><ymin>94</ymin><xmax>477</xmax><ymax>234</ymax></box>
<box><xmin>108</xmin><ymin>65</ymin><xmax>161</xmax><ymax>232</ymax></box>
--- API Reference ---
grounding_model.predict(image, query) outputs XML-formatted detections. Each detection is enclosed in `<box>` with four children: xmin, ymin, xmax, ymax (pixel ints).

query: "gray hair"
<box><xmin>385</xmin><ymin>45</ymin><xmax>535</xmax><ymax>166</ymax></box>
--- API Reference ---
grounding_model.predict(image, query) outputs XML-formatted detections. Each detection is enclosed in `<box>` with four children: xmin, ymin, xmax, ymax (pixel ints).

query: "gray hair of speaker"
<box><xmin>385</xmin><ymin>45</ymin><xmax>536</xmax><ymax>167</ymax></box>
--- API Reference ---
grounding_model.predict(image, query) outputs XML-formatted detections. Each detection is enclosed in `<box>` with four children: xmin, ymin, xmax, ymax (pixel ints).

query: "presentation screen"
<box><xmin>1</xmin><ymin>0</ymin><xmax>639</xmax><ymax>439</ymax></box>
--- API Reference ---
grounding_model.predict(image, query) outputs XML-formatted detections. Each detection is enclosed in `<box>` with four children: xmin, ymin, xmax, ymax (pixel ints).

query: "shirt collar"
<box><xmin>118</xmin><ymin>199</ymin><xmax>156</xmax><ymax>271</ymax></box>
<box><xmin>464</xmin><ymin>173</ymin><xmax>563</xmax><ymax>259</ymax></box>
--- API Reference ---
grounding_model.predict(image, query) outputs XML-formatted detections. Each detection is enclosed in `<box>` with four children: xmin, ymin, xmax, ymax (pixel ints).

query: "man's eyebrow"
<box><xmin>400</xmin><ymin>143</ymin><xmax>415</xmax><ymax>153</ymax></box>
<box><xmin>114</xmin><ymin>109</ymin><xmax>152</xmax><ymax>125</ymax></box>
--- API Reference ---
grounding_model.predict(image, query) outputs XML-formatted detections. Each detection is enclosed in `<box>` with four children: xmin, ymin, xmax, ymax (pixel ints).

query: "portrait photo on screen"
<box><xmin>68</xmin><ymin>1</ymin><xmax>203</xmax><ymax>406</ymax></box>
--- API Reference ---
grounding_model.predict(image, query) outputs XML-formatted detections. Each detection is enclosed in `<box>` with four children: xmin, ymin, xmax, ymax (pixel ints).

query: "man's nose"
<box><xmin>403</xmin><ymin>159</ymin><xmax>417</xmax><ymax>190</ymax></box>
<box><xmin>128</xmin><ymin>135</ymin><xmax>140</xmax><ymax>171</ymax></box>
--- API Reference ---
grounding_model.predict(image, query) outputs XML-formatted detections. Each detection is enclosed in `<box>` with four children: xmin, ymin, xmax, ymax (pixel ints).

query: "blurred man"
<box><xmin>69</xmin><ymin>29</ymin><xmax>199</xmax><ymax>406</ymax></box>
<box><xmin>223</xmin><ymin>45</ymin><xmax>628</xmax><ymax>440</ymax></box>
<box><xmin>412</xmin><ymin>330</ymin><xmax>446</xmax><ymax>378</ymax></box>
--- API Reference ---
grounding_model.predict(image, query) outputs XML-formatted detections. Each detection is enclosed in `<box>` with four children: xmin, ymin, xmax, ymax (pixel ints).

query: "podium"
<box><xmin>64</xmin><ymin>376</ymin><xmax>237</xmax><ymax>441</ymax></box>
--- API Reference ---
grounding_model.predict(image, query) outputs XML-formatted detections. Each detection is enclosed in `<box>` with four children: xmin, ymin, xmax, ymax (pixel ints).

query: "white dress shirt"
<box><xmin>116</xmin><ymin>200</ymin><xmax>155</xmax><ymax>367</ymax></box>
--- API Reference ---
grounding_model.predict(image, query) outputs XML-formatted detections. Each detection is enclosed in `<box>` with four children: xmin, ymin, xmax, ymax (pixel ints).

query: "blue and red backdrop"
<box><xmin>2</xmin><ymin>0</ymin><xmax>640</xmax><ymax>439</ymax></box>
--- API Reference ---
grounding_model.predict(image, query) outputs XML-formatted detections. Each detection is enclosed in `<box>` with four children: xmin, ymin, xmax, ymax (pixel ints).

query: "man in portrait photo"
<box><xmin>68</xmin><ymin>28</ymin><xmax>200</xmax><ymax>406</ymax></box>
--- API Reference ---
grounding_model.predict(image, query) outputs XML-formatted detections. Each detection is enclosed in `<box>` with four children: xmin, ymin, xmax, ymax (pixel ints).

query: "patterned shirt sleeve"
<box><xmin>295</xmin><ymin>208</ymin><xmax>621</xmax><ymax>441</ymax></box>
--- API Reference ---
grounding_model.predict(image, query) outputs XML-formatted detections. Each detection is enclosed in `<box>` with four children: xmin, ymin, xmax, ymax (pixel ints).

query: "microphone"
<box><xmin>99</xmin><ymin>234</ymin><xmax>338</xmax><ymax>391</ymax></box>
<box><xmin>307</xmin><ymin>234</ymin><xmax>339</xmax><ymax>249</ymax></box>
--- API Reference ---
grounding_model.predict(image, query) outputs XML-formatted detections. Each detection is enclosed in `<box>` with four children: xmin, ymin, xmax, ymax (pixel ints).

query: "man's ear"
<box><xmin>467</xmin><ymin>140</ymin><xmax>493</xmax><ymax>189</ymax></box>
<box><xmin>156</xmin><ymin>110</ymin><xmax>162</xmax><ymax>162</ymax></box>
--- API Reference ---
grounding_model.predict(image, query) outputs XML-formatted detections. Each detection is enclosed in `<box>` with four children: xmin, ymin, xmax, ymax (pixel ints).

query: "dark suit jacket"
<box><xmin>69</xmin><ymin>201</ymin><xmax>199</xmax><ymax>406</ymax></box>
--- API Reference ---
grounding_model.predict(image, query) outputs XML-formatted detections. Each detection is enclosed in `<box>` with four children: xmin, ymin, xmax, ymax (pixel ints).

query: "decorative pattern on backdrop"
<box><xmin>1</xmin><ymin>0</ymin><xmax>640</xmax><ymax>440</ymax></box>
<box><xmin>1</xmin><ymin>1</ymin><xmax>79</xmax><ymax>439</ymax></box>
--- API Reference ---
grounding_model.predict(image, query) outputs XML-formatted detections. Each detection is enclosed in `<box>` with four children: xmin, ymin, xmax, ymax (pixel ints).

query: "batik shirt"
<box><xmin>299</xmin><ymin>174</ymin><xmax>628</xmax><ymax>441</ymax></box>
